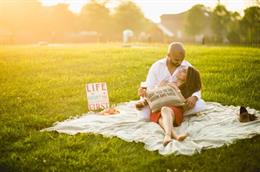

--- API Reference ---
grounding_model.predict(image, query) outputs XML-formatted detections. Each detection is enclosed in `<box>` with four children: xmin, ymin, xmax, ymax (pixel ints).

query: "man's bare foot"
<box><xmin>176</xmin><ymin>134</ymin><xmax>188</xmax><ymax>141</ymax></box>
<box><xmin>163</xmin><ymin>135</ymin><xmax>172</xmax><ymax>146</ymax></box>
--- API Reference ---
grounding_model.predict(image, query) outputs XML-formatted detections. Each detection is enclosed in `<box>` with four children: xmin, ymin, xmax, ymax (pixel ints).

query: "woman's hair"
<box><xmin>179</xmin><ymin>66</ymin><xmax>202</xmax><ymax>98</ymax></box>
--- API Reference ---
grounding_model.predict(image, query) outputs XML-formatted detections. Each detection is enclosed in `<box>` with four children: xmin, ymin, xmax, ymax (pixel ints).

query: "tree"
<box><xmin>226</xmin><ymin>12</ymin><xmax>241</xmax><ymax>44</ymax></box>
<box><xmin>0</xmin><ymin>0</ymin><xmax>48</xmax><ymax>43</ymax></box>
<box><xmin>185</xmin><ymin>4</ymin><xmax>210</xmax><ymax>37</ymax></box>
<box><xmin>211</xmin><ymin>5</ymin><xmax>231</xmax><ymax>42</ymax></box>
<box><xmin>39</xmin><ymin>4</ymin><xmax>77</xmax><ymax>42</ymax></box>
<box><xmin>0</xmin><ymin>0</ymin><xmax>42</xmax><ymax>32</ymax></box>
<box><xmin>113</xmin><ymin>1</ymin><xmax>147</xmax><ymax>33</ymax></box>
<box><xmin>46</xmin><ymin>4</ymin><xmax>76</xmax><ymax>31</ymax></box>
<box><xmin>240</xmin><ymin>6</ymin><xmax>260</xmax><ymax>45</ymax></box>
<box><xmin>80</xmin><ymin>0</ymin><xmax>111</xmax><ymax>35</ymax></box>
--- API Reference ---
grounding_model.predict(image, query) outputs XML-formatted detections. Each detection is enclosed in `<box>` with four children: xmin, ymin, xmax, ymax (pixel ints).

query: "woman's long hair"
<box><xmin>179</xmin><ymin>67</ymin><xmax>202</xmax><ymax>98</ymax></box>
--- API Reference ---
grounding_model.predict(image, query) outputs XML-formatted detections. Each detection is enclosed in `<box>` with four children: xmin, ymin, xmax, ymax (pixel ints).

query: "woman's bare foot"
<box><xmin>176</xmin><ymin>134</ymin><xmax>188</xmax><ymax>141</ymax></box>
<box><xmin>163</xmin><ymin>135</ymin><xmax>172</xmax><ymax>146</ymax></box>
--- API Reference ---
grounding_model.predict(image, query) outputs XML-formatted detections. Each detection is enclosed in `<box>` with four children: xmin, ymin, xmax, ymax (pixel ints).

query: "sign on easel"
<box><xmin>86</xmin><ymin>82</ymin><xmax>110</xmax><ymax>111</ymax></box>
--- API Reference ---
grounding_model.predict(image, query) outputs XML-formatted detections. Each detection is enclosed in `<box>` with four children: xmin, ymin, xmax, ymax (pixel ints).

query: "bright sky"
<box><xmin>41</xmin><ymin>0</ymin><xmax>254</xmax><ymax>23</ymax></box>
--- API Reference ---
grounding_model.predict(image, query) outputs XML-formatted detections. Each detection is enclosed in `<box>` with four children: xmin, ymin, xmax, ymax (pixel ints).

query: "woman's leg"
<box><xmin>170</xmin><ymin>112</ymin><xmax>187</xmax><ymax>141</ymax></box>
<box><xmin>158</xmin><ymin>117</ymin><xmax>171</xmax><ymax>144</ymax></box>
<box><xmin>160</xmin><ymin>106</ymin><xmax>174</xmax><ymax>145</ymax></box>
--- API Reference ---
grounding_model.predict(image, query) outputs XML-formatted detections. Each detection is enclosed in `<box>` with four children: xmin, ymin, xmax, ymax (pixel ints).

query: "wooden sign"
<box><xmin>86</xmin><ymin>82</ymin><xmax>109</xmax><ymax>111</ymax></box>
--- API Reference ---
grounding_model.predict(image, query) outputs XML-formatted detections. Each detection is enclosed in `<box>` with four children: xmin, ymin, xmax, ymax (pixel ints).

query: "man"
<box><xmin>138</xmin><ymin>42</ymin><xmax>206</xmax><ymax>120</ymax></box>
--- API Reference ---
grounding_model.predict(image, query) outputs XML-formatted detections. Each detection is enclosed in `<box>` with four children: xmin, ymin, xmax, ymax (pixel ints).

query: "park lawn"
<box><xmin>0</xmin><ymin>43</ymin><xmax>259</xmax><ymax>172</ymax></box>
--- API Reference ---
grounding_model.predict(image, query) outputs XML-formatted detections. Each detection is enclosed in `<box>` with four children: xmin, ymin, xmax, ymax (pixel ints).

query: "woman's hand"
<box><xmin>185</xmin><ymin>96</ymin><xmax>198</xmax><ymax>110</ymax></box>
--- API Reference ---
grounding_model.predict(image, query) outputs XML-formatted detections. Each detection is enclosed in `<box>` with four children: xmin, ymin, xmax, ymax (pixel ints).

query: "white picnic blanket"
<box><xmin>41</xmin><ymin>101</ymin><xmax>260</xmax><ymax>156</ymax></box>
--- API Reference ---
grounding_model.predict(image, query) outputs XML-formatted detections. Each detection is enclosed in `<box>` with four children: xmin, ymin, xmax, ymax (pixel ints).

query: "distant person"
<box><xmin>122</xmin><ymin>29</ymin><xmax>134</xmax><ymax>44</ymax></box>
<box><xmin>202</xmin><ymin>36</ymin><xmax>205</xmax><ymax>45</ymax></box>
<box><xmin>137</xmin><ymin>42</ymin><xmax>206</xmax><ymax>121</ymax></box>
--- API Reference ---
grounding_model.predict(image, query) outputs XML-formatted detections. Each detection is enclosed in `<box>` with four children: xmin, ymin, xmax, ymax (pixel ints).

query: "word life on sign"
<box><xmin>86</xmin><ymin>82</ymin><xmax>110</xmax><ymax>111</ymax></box>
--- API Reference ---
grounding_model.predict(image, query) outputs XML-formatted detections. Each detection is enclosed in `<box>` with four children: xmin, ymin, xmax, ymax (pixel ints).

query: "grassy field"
<box><xmin>0</xmin><ymin>43</ymin><xmax>259</xmax><ymax>172</ymax></box>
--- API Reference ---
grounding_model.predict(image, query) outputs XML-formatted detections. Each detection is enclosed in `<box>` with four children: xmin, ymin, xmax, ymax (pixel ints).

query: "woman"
<box><xmin>150</xmin><ymin>66</ymin><xmax>202</xmax><ymax>145</ymax></box>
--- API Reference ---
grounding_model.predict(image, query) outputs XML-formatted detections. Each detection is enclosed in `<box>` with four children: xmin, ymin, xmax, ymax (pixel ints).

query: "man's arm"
<box><xmin>138</xmin><ymin>64</ymin><xmax>157</xmax><ymax>97</ymax></box>
<box><xmin>146</xmin><ymin>64</ymin><xmax>157</xmax><ymax>90</ymax></box>
<box><xmin>192</xmin><ymin>90</ymin><xmax>201</xmax><ymax>99</ymax></box>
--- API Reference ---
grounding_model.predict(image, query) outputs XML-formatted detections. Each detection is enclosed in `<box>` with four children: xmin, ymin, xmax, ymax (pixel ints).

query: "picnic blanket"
<box><xmin>41</xmin><ymin>101</ymin><xmax>260</xmax><ymax>156</ymax></box>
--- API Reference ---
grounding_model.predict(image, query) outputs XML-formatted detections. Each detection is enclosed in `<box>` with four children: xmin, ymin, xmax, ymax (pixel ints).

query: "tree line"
<box><xmin>0</xmin><ymin>0</ymin><xmax>259</xmax><ymax>45</ymax></box>
<box><xmin>0</xmin><ymin>0</ymin><xmax>152</xmax><ymax>43</ymax></box>
<box><xmin>185</xmin><ymin>4</ymin><xmax>260</xmax><ymax>45</ymax></box>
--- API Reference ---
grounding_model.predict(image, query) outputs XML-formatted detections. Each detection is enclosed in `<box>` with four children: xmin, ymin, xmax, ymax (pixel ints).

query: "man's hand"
<box><xmin>138</xmin><ymin>87</ymin><xmax>146</xmax><ymax>97</ymax></box>
<box><xmin>185</xmin><ymin>96</ymin><xmax>198</xmax><ymax>110</ymax></box>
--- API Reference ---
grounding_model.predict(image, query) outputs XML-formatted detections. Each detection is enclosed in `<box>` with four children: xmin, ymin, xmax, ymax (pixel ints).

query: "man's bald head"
<box><xmin>167</xmin><ymin>42</ymin><xmax>186</xmax><ymax>67</ymax></box>
<box><xmin>168</xmin><ymin>42</ymin><xmax>185</xmax><ymax>58</ymax></box>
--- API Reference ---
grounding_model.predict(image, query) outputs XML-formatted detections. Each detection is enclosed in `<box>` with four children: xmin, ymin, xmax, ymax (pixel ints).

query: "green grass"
<box><xmin>0</xmin><ymin>43</ymin><xmax>259</xmax><ymax>172</ymax></box>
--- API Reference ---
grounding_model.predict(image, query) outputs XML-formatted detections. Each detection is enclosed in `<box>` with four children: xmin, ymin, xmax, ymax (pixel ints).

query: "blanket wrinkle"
<box><xmin>41</xmin><ymin>101</ymin><xmax>260</xmax><ymax>155</ymax></box>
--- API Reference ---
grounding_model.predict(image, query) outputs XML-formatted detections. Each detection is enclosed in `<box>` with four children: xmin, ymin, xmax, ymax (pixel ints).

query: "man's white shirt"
<box><xmin>145</xmin><ymin>57</ymin><xmax>201</xmax><ymax>99</ymax></box>
<box><xmin>138</xmin><ymin>57</ymin><xmax>206</xmax><ymax>120</ymax></box>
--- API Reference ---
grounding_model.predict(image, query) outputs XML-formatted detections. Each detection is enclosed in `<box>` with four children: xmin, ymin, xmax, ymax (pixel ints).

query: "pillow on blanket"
<box><xmin>146</xmin><ymin>85</ymin><xmax>186</xmax><ymax>113</ymax></box>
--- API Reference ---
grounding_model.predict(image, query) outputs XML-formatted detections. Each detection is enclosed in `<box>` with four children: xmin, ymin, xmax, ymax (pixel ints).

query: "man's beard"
<box><xmin>172</xmin><ymin>61</ymin><xmax>181</xmax><ymax>67</ymax></box>
<box><xmin>167</xmin><ymin>57</ymin><xmax>181</xmax><ymax>67</ymax></box>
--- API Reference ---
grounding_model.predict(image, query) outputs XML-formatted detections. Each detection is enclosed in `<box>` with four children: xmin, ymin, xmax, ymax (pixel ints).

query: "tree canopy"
<box><xmin>185</xmin><ymin>4</ymin><xmax>210</xmax><ymax>36</ymax></box>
